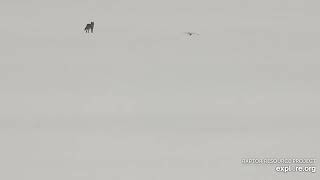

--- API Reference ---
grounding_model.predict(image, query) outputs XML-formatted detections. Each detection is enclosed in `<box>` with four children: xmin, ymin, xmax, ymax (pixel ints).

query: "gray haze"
<box><xmin>0</xmin><ymin>0</ymin><xmax>319</xmax><ymax>179</ymax></box>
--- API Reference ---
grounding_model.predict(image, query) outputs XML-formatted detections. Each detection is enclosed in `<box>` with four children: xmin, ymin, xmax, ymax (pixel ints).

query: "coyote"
<box><xmin>84</xmin><ymin>22</ymin><xmax>94</xmax><ymax>33</ymax></box>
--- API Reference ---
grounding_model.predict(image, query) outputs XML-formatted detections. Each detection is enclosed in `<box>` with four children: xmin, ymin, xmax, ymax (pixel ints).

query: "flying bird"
<box><xmin>184</xmin><ymin>32</ymin><xmax>200</xmax><ymax>36</ymax></box>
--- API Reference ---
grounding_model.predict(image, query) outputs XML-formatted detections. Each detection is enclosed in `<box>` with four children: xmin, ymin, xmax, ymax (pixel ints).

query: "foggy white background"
<box><xmin>0</xmin><ymin>0</ymin><xmax>319</xmax><ymax>179</ymax></box>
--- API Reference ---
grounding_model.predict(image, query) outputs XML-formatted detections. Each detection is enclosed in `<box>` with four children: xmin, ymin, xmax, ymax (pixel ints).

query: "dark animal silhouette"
<box><xmin>84</xmin><ymin>22</ymin><xmax>94</xmax><ymax>33</ymax></box>
<box><xmin>185</xmin><ymin>32</ymin><xmax>199</xmax><ymax>36</ymax></box>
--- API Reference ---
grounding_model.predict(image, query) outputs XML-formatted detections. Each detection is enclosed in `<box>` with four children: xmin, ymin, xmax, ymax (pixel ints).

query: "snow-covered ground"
<box><xmin>0</xmin><ymin>0</ymin><xmax>319</xmax><ymax>179</ymax></box>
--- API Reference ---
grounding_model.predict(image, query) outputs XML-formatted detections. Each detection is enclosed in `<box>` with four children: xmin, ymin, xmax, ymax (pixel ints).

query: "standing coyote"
<box><xmin>84</xmin><ymin>22</ymin><xmax>94</xmax><ymax>33</ymax></box>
